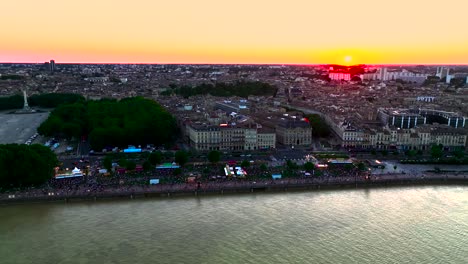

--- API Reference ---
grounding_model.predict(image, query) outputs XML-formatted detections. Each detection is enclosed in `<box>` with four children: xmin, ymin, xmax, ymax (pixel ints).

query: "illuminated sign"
<box><xmin>123</xmin><ymin>148</ymin><xmax>142</xmax><ymax>153</ymax></box>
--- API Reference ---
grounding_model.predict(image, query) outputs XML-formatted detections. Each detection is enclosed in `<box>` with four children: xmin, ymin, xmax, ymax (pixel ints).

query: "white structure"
<box><xmin>23</xmin><ymin>90</ymin><xmax>30</xmax><ymax>110</ymax></box>
<box><xmin>363</xmin><ymin>68</ymin><xmax>428</xmax><ymax>83</ymax></box>
<box><xmin>436</xmin><ymin>67</ymin><xmax>450</xmax><ymax>78</ymax></box>
<box><xmin>328</xmin><ymin>72</ymin><xmax>351</xmax><ymax>81</ymax></box>
<box><xmin>72</xmin><ymin>167</ymin><xmax>83</xmax><ymax>177</ymax></box>
<box><xmin>15</xmin><ymin>89</ymin><xmax>36</xmax><ymax>113</ymax></box>
<box><xmin>446</xmin><ymin>74</ymin><xmax>453</xmax><ymax>84</ymax></box>
<box><xmin>84</xmin><ymin>77</ymin><xmax>109</xmax><ymax>83</ymax></box>
<box><xmin>437</xmin><ymin>67</ymin><xmax>468</xmax><ymax>84</ymax></box>
<box><xmin>416</xmin><ymin>96</ymin><xmax>435</xmax><ymax>102</ymax></box>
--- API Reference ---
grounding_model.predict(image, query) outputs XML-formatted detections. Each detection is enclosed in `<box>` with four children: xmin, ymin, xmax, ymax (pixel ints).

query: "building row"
<box><xmin>185</xmin><ymin>119</ymin><xmax>312</xmax><ymax>151</ymax></box>
<box><xmin>362</xmin><ymin>68</ymin><xmax>428</xmax><ymax>83</ymax></box>
<box><xmin>328</xmin><ymin>68</ymin><xmax>429</xmax><ymax>83</ymax></box>
<box><xmin>186</xmin><ymin>123</ymin><xmax>275</xmax><ymax>151</ymax></box>
<box><xmin>335</xmin><ymin>121</ymin><xmax>467</xmax><ymax>151</ymax></box>
<box><xmin>436</xmin><ymin>66</ymin><xmax>468</xmax><ymax>84</ymax></box>
<box><xmin>378</xmin><ymin>108</ymin><xmax>466</xmax><ymax>129</ymax></box>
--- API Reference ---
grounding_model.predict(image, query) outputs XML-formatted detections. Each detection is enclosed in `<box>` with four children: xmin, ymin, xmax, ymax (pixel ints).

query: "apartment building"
<box><xmin>186</xmin><ymin>123</ymin><xmax>276</xmax><ymax>151</ymax></box>
<box><xmin>342</xmin><ymin>125</ymin><xmax>467</xmax><ymax>151</ymax></box>
<box><xmin>276</xmin><ymin>120</ymin><xmax>312</xmax><ymax>147</ymax></box>
<box><xmin>362</xmin><ymin>68</ymin><xmax>428</xmax><ymax>83</ymax></box>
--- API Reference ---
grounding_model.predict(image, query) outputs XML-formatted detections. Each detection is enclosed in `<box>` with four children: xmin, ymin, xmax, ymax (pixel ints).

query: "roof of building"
<box><xmin>277</xmin><ymin>119</ymin><xmax>311</xmax><ymax>129</ymax></box>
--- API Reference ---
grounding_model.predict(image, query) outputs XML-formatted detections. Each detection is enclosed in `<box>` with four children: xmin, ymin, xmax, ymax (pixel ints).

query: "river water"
<box><xmin>1</xmin><ymin>186</ymin><xmax>467</xmax><ymax>264</ymax></box>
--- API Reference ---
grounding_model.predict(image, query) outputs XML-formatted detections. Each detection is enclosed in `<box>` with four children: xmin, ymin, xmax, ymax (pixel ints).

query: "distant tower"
<box><xmin>378</xmin><ymin>67</ymin><xmax>388</xmax><ymax>81</ymax></box>
<box><xmin>49</xmin><ymin>60</ymin><xmax>56</xmax><ymax>72</ymax></box>
<box><xmin>45</xmin><ymin>60</ymin><xmax>56</xmax><ymax>72</ymax></box>
<box><xmin>436</xmin><ymin>66</ymin><xmax>449</xmax><ymax>79</ymax></box>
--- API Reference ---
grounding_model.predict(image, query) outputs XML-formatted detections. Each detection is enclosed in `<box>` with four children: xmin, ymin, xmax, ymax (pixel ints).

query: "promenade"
<box><xmin>1</xmin><ymin>172</ymin><xmax>467</xmax><ymax>204</ymax></box>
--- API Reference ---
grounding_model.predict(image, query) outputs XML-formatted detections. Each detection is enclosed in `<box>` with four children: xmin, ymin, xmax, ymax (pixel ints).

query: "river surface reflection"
<box><xmin>1</xmin><ymin>186</ymin><xmax>467</xmax><ymax>264</ymax></box>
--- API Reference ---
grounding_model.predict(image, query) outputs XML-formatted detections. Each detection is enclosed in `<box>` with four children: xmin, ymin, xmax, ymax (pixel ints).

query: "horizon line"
<box><xmin>2</xmin><ymin>61</ymin><xmax>468</xmax><ymax>66</ymax></box>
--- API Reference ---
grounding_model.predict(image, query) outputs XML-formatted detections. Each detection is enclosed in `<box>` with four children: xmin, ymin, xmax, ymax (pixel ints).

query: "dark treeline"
<box><xmin>29</xmin><ymin>93</ymin><xmax>85</xmax><ymax>108</ymax></box>
<box><xmin>0</xmin><ymin>93</ymin><xmax>85</xmax><ymax>110</ymax></box>
<box><xmin>326</xmin><ymin>64</ymin><xmax>367</xmax><ymax>75</ymax></box>
<box><xmin>38</xmin><ymin>97</ymin><xmax>177</xmax><ymax>151</ymax></box>
<box><xmin>0</xmin><ymin>74</ymin><xmax>25</xmax><ymax>80</ymax></box>
<box><xmin>161</xmin><ymin>81</ymin><xmax>278</xmax><ymax>98</ymax></box>
<box><xmin>306</xmin><ymin>114</ymin><xmax>331</xmax><ymax>137</ymax></box>
<box><xmin>0</xmin><ymin>144</ymin><xmax>58</xmax><ymax>189</ymax></box>
<box><xmin>0</xmin><ymin>95</ymin><xmax>23</xmax><ymax>110</ymax></box>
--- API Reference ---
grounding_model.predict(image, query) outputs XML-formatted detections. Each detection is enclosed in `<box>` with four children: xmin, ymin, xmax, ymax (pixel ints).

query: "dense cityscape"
<box><xmin>0</xmin><ymin>62</ymin><xmax>467</xmax><ymax>203</ymax></box>
<box><xmin>2</xmin><ymin>0</ymin><xmax>468</xmax><ymax>262</ymax></box>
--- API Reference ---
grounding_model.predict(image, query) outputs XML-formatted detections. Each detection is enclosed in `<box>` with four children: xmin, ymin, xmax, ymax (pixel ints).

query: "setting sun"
<box><xmin>344</xmin><ymin>56</ymin><xmax>352</xmax><ymax>64</ymax></box>
<box><xmin>1</xmin><ymin>0</ymin><xmax>468</xmax><ymax>64</ymax></box>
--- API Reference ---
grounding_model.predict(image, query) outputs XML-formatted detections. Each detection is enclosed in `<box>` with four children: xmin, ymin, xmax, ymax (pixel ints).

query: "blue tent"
<box><xmin>272</xmin><ymin>174</ymin><xmax>282</xmax><ymax>179</ymax></box>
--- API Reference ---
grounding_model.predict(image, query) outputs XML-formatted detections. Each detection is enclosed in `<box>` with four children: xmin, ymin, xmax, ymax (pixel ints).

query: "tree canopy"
<box><xmin>175</xmin><ymin>151</ymin><xmax>189</xmax><ymax>166</ymax></box>
<box><xmin>303</xmin><ymin>162</ymin><xmax>314</xmax><ymax>171</ymax></box>
<box><xmin>0</xmin><ymin>93</ymin><xmax>85</xmax><ymax>111</ymax></box>
<box><xmin>38</xmin><ymin>97</ymin><xmax>177</xmax><ymax>150</ymax></box>
<box><xmin>0</xmin><ymin>144</ymin><xmax>58</xmax><ymax>188</ymax></box>
<box><xmin>0</xmin><ymin>95</ymin><xmax>23</xmax><ymax>110</ymax></box>
<box><xmin>306</xmin><ymin>114</ymin><xmax>331</xmax><ymax>138</ymax></box>
<box><xmin>431</xmin><ymin>144</ymin><xmax>443</xmax><ymax>159</ymax></box>
<box><xmin>208</xmin><ymin>150</ymin><xmax>221</xmax><ymax>164</ymax></box>
<box><xmin>163</xmin><ymin>81</ymin><xmax>277</xmax><ymax>98</ymax></box>
<box><xmin>149</xmin><ymin>151</ymin><xmax>163</xmax><ymax>165</ymax></box>
<box><xmin>29</xmin><ymin>93</ymin><xmax>85</xmax><ymax>108</ymax></box>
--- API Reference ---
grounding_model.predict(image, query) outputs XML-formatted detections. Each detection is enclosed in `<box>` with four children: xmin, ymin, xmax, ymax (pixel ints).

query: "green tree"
<box><xmin>175</xmin><ymin>151</ymin><xmax>189</xmax><ymax>166</ymax></box>
<box><xmin>29</xmin><ymin>93</ymin><xmax>85</xmax><ymax>108</ymax></box>
<box><xmin>38</xmin><ymin>97</ymin><xmax>177</xmax><ymax>151</ymax></box>
<box><xmin>208</xmin><ymin>150</ymin><xmax>221</xmax><ymax>164</ymax></box>
<box><xmin>103</xmin><ymin>155</ymin><xmax>112</xmax><ymax>171</ymax></box>
<box><xmin>344</xmin><ymin>164</ymin><xmax>354</xmax><ymax>171</ymax></box>
<box><xmin>0</xmin><ymin>144</ymin><xmax>58</xmax><ymax>188</ymax></box>
<box><xmin>260</xmin><ymin>164</ymin><xmax>268</xmax><ymax>171</ymax></box>
<box><xmin>305</xmin><ymin>114</ymin><xmax>331</xmax><ymax>138</ymax></box>
<box><xmin>431</xmin><ymin>145</ymin><xmax>443</xmax><ymax>159</ymax></box>
<box><xmin>118</xmin><ymin>158</ymin><xmax>127</xmax><ymax>167</ymax></box>
<box><xmin>126</xmin><ymin>160</ymin><xmax>136</xmax><ymax>171</ymax></box>
<box><xmin>304</xmin><ymin>162</ymin><xmax>315</xmax><ymax>171</ymax></box>
<box><xmin>241</xmin><ymin>160</ymin><xmax>250</xmax><ymax>168</ymax></box>
<box><xmin>286</xmin><ymin>160</ymin><xmax>298</xmax><ymax>170</ymax></box>
<box><xmin>61</xmin><ymin>123</ymin><xmax>82</xmax><ymax>139</ymax></box>
<box><xmin>453</xmin><ymin>149</ymin><xmax>465</xmax><ymax>159</ymax></box>
<box><xmin>143</xmin><ymin>160</ymin><xmax>153</xmax><ymax>171</ymax></box>
<box><xmin>357</xmin><ymin>162</ymin><xmax>367</xmax><ymax>171</ymax></box>
<box><xmin>382</xmin><ymin>150</ymin><xmax>388</xmax><ymax>156</ymax></box>
<box><xmin>149</xmin><ymin>151</ymin><xmax>162</xmax><ymax>165</ymax></box>
<box><xmin>0</xmin><ymin>94</ymin><xmax>23</xmax><ymax>110</ymax></box>
<box><xmin>406</xmin><ymin>150</ymin><xmax>417</xmax><ymax>157</ymax></box>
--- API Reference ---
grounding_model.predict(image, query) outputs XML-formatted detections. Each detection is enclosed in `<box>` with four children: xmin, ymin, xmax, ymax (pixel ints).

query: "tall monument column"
<box><xmin>16</xmin><ymin>89</ymin><xmax>35</xmax><ymax>113</ymax></box>
<box><xmin>23</xmin><ymin>90</ymin><xmax>30</xmax><ymax>110</ymax></box>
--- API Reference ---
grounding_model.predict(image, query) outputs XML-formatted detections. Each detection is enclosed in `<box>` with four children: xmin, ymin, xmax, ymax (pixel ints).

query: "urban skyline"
<box><xmin>2</xmin><ymin>0</ymin><xmax>468</xmax><ymax>65</ymax></box>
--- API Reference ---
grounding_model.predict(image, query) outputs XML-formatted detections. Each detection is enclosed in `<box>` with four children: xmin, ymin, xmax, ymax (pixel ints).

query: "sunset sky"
<box><xmin>2</xmin><ymin>0</ymin><xmax>468</xmax><ymax>64</ymax></box>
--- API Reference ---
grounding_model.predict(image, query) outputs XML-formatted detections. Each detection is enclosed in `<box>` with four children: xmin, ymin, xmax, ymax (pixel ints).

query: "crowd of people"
<box><xmin>1</xmin><ymin>160</ymin><xmax>467</xmax><ymax>202</ymax></box>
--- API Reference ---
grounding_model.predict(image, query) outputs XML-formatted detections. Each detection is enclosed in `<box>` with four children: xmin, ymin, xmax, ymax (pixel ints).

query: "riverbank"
<box><xmin>1</xmin><ymin>172</ymin><xmax>467</xmax><ymax>205</ymax></box>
